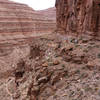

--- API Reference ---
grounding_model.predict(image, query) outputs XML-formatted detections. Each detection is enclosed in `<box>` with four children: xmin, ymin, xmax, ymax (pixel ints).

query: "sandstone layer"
<box><xmin>0</xmin><ymin>0</ymin><xmax>56</xmax><ymax>41</ymax></box>
<box><xmin>56</xmin><ymin>0</ymin><xmax>100</xmax><ymax>36</ymax></box>
<box><xmin>37</xmin><ymin>7</ymin><xmax>56</xmax><ymax>20</ymax></box>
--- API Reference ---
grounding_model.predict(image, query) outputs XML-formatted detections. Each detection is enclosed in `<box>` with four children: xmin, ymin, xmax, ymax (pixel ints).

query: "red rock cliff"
<box><xmin>56</xmin><ymin>0</ymin><xmax>100</xmax><ymax>36</ymax></box>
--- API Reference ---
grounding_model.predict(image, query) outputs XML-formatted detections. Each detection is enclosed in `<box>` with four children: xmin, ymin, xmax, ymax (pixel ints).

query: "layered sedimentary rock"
<box><xmin>0</xmin><ymin>0</ymin><xmax>56</xmax><ymax>40</ymax></box>
<box><xmin>56</xmin><ymin>0</ymin><xmax>100</xmax><ymax>36</ymax></box>
<box><xmin>37</xmin><ymin>7</ymin><xmax>56</xmax><ymax>20</ymax></box>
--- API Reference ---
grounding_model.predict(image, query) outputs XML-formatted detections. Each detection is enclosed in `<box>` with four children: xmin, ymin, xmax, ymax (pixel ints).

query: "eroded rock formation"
<box><xmin>1</xmin><ymin>0</ymin><xmax>100</xmax><ymax>100</ymax></box>
<box><xmin>56</xmin><ymin>0</ymin><xmax>100</xmax><ymax>36</ymax></box>
<box><xmin>0</xmin><ymin>0</ymin><xmax>56</xmax><ymax>40</ymax></box>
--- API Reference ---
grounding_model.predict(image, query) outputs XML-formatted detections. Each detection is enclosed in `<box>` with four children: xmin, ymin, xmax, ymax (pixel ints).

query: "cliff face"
<box><xmin>37</xmin><ymin>7</ymin><xmax>56</xmax><ymax>20</ymax></box>
<box><xmin>0</xmin><ymin>0</ymin><xmax>56</xmax><ymax>40</ymax></box>
<box><xmin>56</xmin><ymin>0</ymin><xmax>100</xmax><ymax>36</ymax></box>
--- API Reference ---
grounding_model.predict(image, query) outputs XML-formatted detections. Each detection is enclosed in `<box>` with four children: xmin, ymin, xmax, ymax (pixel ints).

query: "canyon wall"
<box><xmin>56</xmin><ymin>0</ymin><xmax>100</xmax><ymax>36</ymax></box>
<box><xmin>37</xmin><ymin>7</ymin><xmax>56</xmax><ymax>20</ymax></box>
<box><xmin>0</xmin><ymin>0</ymin><xmax>56</xmax><ymax>40</ymax></box>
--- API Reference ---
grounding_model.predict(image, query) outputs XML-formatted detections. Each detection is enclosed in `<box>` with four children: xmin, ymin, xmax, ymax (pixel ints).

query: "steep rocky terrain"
<box><xmin>0</xmin><ymin>0</ymin><xmax>56</xmax><ymax>41</ymax></box>
<box><xmin>1</xmin><ymin>33</ymin><xmax>100</xmax><ymax>100</ymax></box>
<box><xmin>56</xmin><ymin>0</ymin><xmax>100</xmax><ymax>37</ymax></box>
<box><xmin>0</xmin><ymin>0</ymin><xmax>100</xmax><ymax>100</ymax></box>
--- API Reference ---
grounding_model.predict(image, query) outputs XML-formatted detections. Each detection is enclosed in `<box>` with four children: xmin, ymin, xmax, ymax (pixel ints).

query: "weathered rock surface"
<box><xmin>1</xmin><ymin>33</ymin><xmax>100</xmax><ymax>100</ymax></box>
<box><xmin>37</xmin><ymin>7</ymin><xmax>56</xmax><ymax>21</ymax></box>
<box><xmin>0</xmin><ymin>0</ymin><xmax>56</xmax><ymax>41</ymax></box>
<box><xmin>1</xmin><ymin>0</ymin><xmax>100</xmax><ymax>100</ymax></box>
<box><xmin>56</xmin><ymin>0</ymin><xmax>100</xmax><ymax>36</ymax></box>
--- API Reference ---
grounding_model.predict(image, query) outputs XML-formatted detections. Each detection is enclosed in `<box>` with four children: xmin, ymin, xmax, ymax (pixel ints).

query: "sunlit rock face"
<box><xmin>56</xmin><ymin>0</ymin><xmax>100</xmax><ymax>36</ymax></box>
<box><xmin>0</xmin><ymin>0</ymin><xmax>56</xmax><ymax>40</ymax></box>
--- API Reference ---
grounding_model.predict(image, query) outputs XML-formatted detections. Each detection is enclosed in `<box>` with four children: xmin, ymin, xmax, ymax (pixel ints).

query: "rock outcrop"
<box><xmin>0</xmin><ymin>0</ymin><xmax>56</xmax><ymax>40</ymax></box>
<box><xmin>56</xmin><ymin>0</ymin><xmax>100</xmax><ymax>36</ymax></box>
<box><xmin>1</xmin><ymin>32</ymin><xmax>100</xmax><ymax>100</ymax></box>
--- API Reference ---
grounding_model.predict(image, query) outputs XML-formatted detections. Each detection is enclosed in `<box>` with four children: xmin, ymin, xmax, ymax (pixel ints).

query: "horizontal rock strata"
<box><xmin>37</xmin><ymin>7</ymin><xmax>56</xmax><ymax>20</ymax></box>
<box><xmin>0</xmin><ymin>0</ymin><xmax>56</xmax><ymax>40</ymax></box>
